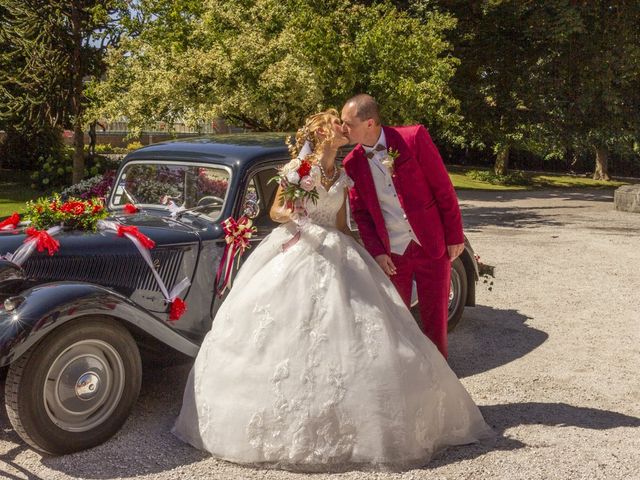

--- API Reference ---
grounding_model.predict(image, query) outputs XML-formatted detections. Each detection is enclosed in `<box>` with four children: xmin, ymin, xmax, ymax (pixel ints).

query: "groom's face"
<box><xmin>341</xmin><ymin>103</ymin><xmax>371</xmax><ymax>146</ymax></box>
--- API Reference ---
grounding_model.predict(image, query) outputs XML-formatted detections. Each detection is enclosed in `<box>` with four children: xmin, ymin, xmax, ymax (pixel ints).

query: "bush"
<box><xmin>30</xmin><ymin>148</ymin><xmax>73</xmax><ymax>191</ymax></box>
<box><xmin>60</xmin><ymin>170</ymin><xmax>116</xmax><ymax>200</ymax></box>
<box><xmin>466</xmin><ymin>169</ymin><xmax>533</xmax><ymax>186</ymax></box>
<box><xmin>126</xmin><ymin>141</ymin><xmax>144</xmax><ymax>151</ymax></box>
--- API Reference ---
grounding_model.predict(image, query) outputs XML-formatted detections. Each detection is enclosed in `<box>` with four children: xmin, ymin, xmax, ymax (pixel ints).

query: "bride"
<box><xmin>173</xmin><ymin>109</ymin><xmax>492</xmax><ymax>471</ymax></box>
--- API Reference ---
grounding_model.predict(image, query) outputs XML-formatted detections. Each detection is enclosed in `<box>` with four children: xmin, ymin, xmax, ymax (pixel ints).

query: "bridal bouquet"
<box><xmin>270</xmin><ymin>158</ymin><xmax>320</xmax><ymax>209</ymax></box>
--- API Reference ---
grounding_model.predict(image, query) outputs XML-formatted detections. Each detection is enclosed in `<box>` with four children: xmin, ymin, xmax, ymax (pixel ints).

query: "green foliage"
<box><xmin>466</xmin><ymin>169</ymin><xmax>532</xmax><ymax>187</ymax></box>
<box><xmin>0</xmin><ymin>0</ymin><xmax>131</xmax><ymax>180</ymax></box>
<box><xmin>90</xmin><ymin>0</ymin><xmax>460</xmax><ymax>135</ymax></box>
<box><xmin>126</xmin><ymin>141</ymin><xmax>144</xmax><ymax>151</ymax></box>
<box><xmin>30</xmin><ymin>149</ymin><xmax>73</xmax><ymax>191</ymax></box>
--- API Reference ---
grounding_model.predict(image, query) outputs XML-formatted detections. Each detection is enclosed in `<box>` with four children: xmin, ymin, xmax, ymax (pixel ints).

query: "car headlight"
<box><xmin>3</xmin><ymin>296</ymin><xmax>25</xmax><ymax>312</ymax></box>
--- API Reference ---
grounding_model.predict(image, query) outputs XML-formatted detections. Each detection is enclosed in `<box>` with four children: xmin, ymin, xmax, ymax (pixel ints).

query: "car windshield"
<box><xmin>110</xmin><ymin>161</ymin><xmax>231</xmax><ymax>221</ymax></box>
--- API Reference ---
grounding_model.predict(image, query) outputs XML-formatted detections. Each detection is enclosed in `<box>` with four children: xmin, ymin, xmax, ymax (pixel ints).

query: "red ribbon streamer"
<box><xmin>0</xmin><ymin>213</ymin><xmax>20</xmax><ymax>230</ymax></box>
<box><xmin>24</xmin><ymin>227</ymin><xmax>60</xmax><ymax>256</ymax></box>
<box><xmin>169</xmin><ymin>298</ymin><xmax>187</xmax><ymax>321</ymax></box>
<box><xmin>215</xmin><ymin>216</ymin><xmax>255</xmax><ymax>296</ymax></box>
<box><xmin>117</xmin><ymin>225</ymin><xmax>155</xmax><ymax>249</ymax></box>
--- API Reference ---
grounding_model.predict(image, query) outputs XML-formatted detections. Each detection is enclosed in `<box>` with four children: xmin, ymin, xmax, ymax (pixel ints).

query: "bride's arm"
<box><xmin>269</xmin><ymin>185</ymin><xmax>292</xmax><ymax>223</ymax></box>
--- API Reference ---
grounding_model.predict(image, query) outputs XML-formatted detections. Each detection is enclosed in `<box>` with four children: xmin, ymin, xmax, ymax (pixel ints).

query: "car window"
<box><xmin>242</xmin><ymin>166</ymin><xmax>280</xmax><ymax>230</ymax></box>
<box><xmin>111</xmin><ymin>161</ymin><xmax>231</xmax><ymax>221</ymax></box>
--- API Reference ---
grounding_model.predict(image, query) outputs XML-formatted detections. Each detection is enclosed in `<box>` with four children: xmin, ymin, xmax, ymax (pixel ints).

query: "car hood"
<box><xmin>0</xmin><ymin>213</ymin><xmax>201</xmax><ymax>299</ymax></box>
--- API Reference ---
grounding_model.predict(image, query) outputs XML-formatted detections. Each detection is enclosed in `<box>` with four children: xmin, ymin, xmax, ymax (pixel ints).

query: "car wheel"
<box><xmin>447</xmin><ymin>257</ymin><xmax>468</xmax><ymax>331</ymax></box>
<box><xmin>4</xmin><ymin>317</ymin><xmax>141</xmax><ymax>455</ymax></box>
<box><xmin>410</xmin><ymin>257</ymin><xmax>468</xmax><ymax>332</ymax></box>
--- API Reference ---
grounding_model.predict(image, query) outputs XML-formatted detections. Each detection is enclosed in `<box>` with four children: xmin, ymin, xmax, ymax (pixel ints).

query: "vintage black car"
<box><xmin>0</xmin><ymin>134</ymin><xmax>482</xmax><ymax>455</ymax></box>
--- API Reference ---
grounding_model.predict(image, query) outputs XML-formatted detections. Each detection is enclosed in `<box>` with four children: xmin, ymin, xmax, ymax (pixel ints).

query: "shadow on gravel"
<box><xmin>458</xmin><ymin>189</ymin><xmax>615</xmax><ymax>232</ymax></box>
<box><xmin>37</xmin><ymin>363</ymin><xmax>208</xmax><ymax>479</ymax></box>
<box><xmin>458</xmin><ymin>189</ymin><xmax>614</xmax><ymax>204</ymax></box>
<box><xmin>428</xmin><ymin>402</ymin><xmax>640</xmax><ymax>469</ymax></box>
<box><xmin>0</xmin><ymin>383</ymin><xmax>45</xmax><ymax>480</ymax></box>
<box><xmin>449</xmin><ymin>305</ymin><xmax>547</xmax><ymax>378</ymax></box>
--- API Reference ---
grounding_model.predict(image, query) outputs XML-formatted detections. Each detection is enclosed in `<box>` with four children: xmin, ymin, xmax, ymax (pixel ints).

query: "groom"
<box><xmin>341</xmin><ymin>94</ymin><xmax>464</xmax><ymax>358</ymax></box>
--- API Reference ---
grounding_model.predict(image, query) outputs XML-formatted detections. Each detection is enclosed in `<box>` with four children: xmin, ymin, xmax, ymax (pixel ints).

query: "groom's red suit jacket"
<box><xmin>343</xmin><ymin>125</ymin><xmax>463</xmax><ymax>259</ymax></box>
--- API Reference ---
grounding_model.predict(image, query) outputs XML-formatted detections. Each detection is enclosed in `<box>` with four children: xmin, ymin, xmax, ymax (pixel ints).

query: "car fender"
<box><xmin>0</xmin><ymin>281</ymin><xmax>199</xmax><ymax>367</ymax></box>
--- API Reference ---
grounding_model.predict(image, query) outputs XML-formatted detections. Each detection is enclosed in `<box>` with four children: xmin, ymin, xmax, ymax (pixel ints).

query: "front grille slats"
<box><xmin>23</xmin><ymin>250</ymin><xmax>186</xmax><ymax>293</ymax></box>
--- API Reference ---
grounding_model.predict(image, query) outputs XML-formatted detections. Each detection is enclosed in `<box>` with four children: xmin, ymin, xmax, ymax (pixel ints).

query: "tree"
<box><xmin>90</xmin><ymin>0</ymin><xmax>461</xmax><ymax>137</ymax></box>
<box><xmin>0</xmin><ymin>0</ymin><xmax>129</xmax><ymax>183</ymax></box>
<box><xmin>545</xmin><ymin>1</ymin><xmax>640</xmax><ymax>180</ymax></box>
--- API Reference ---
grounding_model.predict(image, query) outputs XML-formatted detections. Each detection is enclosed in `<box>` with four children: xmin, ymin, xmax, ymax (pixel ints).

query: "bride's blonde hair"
<box><xmin>288</xmin><ymin>108</ymin><xmax>340</xmax><ymax>161</ymax></box>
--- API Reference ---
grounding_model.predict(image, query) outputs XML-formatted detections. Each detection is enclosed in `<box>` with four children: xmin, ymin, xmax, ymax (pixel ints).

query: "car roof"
<box><xmin>122</xmin><ymin>133</ymin><xmax>353</xmax><ymax>169</ymax></box>
<box><xmin>124</xmin><ymin>133</ymin><xmax>293</xmax><ymax>168</ymax></box>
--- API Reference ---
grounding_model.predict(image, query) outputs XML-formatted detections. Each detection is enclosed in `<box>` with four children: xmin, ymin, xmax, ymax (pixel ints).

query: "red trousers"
<box><xmin>390</xmin><ymin>241</ymin><xmax>451</xmax><ymax>358</ymax></box>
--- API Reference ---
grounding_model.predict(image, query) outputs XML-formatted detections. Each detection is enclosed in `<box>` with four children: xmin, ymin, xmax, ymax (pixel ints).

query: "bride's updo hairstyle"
<box><xmin>288</xmin><ymin>108</ymin><xmax>340</xmax><ymax>161</ymax></box>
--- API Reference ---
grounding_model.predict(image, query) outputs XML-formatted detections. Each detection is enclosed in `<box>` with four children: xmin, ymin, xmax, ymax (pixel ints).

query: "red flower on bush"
<box><xmin>92</xmin><ymin>203</ymin><xmax>104</xmax><ymax>214</ymax></box>
<box><xmin>123</xmin><ymin>203</ymin><xmax>139</xmax><ymax>214</ymax></box>
<box><xmin>60</xmin><ymin>201</ymin><xmax>86</xmax><ymax>216</ymax></box>
<box><xmin>297</xmin><ymin>160</ymin><xmax>312</xmax><ymax>177</ymax></box>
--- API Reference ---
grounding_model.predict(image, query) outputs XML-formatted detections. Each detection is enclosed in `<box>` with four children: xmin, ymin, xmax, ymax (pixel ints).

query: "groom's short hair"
<box><xmin>345</xmin><ymin>94</ymin><xmax>381</xmax><ymax>125</ymax></box>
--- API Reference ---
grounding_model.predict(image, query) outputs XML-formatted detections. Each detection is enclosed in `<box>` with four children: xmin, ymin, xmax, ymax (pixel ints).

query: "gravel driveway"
<box><xmin>1</xmin><ymin>188</ymin><xmax>639</xmax><ymax>480</ymax></box>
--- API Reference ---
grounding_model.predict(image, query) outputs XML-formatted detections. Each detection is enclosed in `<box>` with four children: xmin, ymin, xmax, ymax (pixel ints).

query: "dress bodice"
<box><xmin>305</xmin><ymin>170</ymin><xmax>353</xmax><ymax>228</ymax></box>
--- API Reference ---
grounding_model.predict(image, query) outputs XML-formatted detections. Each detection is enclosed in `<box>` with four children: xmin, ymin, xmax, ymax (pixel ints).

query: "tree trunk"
<box><xmin>71</xmin><ymin>2</ymin><xmax>84</xmax><ymax>184</ymax></box>
<box><xmin>494</xmin><ymin>144</ymin><xmax>510</xmax><ymax>176</ymax></box>
<box><xmin>593</xmin><ymin>145</ymin><xmax>611</xmax><ymax>181</ymax></box>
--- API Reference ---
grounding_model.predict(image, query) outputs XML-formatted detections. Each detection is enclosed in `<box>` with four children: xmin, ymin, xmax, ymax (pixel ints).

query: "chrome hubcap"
<box><xmin>75</xmin><ymin>372</ymin><xmax>101</xmax><ymax>400</ymax></box>
<box><xmin>44</xmin><ymin>340</ymin><xmax>125</xmax><ymax>432</ymax></box>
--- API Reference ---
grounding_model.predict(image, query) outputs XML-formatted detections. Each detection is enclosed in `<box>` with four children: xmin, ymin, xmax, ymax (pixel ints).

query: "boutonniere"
<box><xmin>381</xmin><ymin>148</ymin><xmax>400</xmax><ymax>174</ymax></box>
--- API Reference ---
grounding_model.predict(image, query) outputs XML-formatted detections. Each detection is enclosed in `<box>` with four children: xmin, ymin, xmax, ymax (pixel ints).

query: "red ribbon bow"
<box><xmin>25</xmin><ymin>227</ymin><xmax>60</xmax><ymax>256</ymax></box>
<box><xmin>117</xmin><ymin>225</ymin><xmax>155</xmax><ymax>249</ymax></box>
<box><xmin>215</xmin><ymin>216</ymin><xmax>256</xmax><ymax>296</ymax></box>
<box><xmin>124</xmin><ymin>203</ymin><xmax>139</xmax><ymax>214</ymax></box>
<box><xmin>0</xmin><ymin>213</ymin><xmax>20</xmax><ymax>231</ymax></box>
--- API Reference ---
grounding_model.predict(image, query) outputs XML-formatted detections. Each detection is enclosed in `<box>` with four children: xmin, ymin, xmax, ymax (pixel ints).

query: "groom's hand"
<box><xmin>375</xmin><ymin>254</ymin><xmax>397</xmax><ymax>276</ymax></box>
<box><xmin>447</xmin><ymin>243</ymin><xmax>464</xmax><ymax>261</ymax></box>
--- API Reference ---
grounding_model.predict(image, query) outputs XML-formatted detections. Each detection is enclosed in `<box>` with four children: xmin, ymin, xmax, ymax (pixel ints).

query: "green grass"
<box><xmin>450</xmin><ymin>167</ymin><xmax>630</xmax><ymax>191</ymax></box>
<box><xmin>0</xmin><ymin>169</ymin><xmax>43</xmax><ymax>218</ymax></box>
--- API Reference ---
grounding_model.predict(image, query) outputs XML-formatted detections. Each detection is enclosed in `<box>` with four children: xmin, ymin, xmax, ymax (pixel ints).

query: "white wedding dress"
<box><xmin>173</xmin><ymin>171</ymin><xmax>492</xmax><ymax>471</ymax></box>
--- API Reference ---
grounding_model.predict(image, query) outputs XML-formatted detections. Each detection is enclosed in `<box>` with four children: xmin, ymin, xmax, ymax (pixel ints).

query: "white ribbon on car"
<box><xmin>4</xmin><ymin>226</ymin><xmax>63</xmax><ymax>266</ymax></box>
<box><xmin>97</xmin><ymin>220</ymin><xmax>190</xmax><ymax>303</ymax></box>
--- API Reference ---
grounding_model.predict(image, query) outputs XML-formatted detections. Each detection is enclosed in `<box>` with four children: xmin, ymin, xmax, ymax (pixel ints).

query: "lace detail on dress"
<box><xmin>354</xmin><ymin>305</ymin><xmax>383</xmax><ymax>359</ymax></box>
<box><xmin>306</xmin><ymin>170</ymin><xmax>351</xmax><ymax>228</ymax></box>
<box><xmin>246</xmin><ymin>347</ymin><xmax>357</xmax><ymax>465</ymax></box>
<box><xmin>252</xmin><ymin>304</ymin><xmax>274</xmax><ymax>349</ymax></box>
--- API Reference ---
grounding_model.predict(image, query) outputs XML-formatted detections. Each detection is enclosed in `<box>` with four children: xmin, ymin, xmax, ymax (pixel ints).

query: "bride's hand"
<box><xmin>375</xmin><ymin>254</ymin><xmax>397</xmax><ymax>276</ymax></box>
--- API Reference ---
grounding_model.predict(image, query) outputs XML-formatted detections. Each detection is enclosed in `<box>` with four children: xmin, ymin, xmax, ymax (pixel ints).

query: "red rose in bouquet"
<box><xmin>297</xmin><ymin>160</ymin><xmax>312</xmax><ymax>177</ymax></box>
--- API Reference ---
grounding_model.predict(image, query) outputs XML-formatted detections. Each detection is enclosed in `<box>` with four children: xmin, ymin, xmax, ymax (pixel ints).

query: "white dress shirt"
<box><xmin>363</xmin><ymin>129</ymin><xmax>420</xmax><ymax>255</ymax></box>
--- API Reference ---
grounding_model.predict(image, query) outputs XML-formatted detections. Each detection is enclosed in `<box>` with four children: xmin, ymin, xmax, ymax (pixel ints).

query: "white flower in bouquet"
<box><xmin>286</xmin><ymin>170</ymin><xmax>301</xmax><ymax>184</ymax></box>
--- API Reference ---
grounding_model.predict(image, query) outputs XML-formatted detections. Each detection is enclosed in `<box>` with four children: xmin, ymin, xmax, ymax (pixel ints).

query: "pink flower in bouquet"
<box><xmin>300</xmin><ymin>175</ymin><xmax>315</xmax><ymax>192</ymax></box>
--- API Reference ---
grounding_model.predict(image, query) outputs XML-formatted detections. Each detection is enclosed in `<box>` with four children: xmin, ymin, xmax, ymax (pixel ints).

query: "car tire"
<box><xmin>410</xmin><ymin>257</ymin><xmax>468</xmax><ymax>333</ymax></box>
<box><xmin>447</xmin><ymin>257</ymin><xmax>468</xmax><ymax>331</ymax></box>
<box><xmin>4</xmin><ymin>317</ymin><xmax>142</xmax><ymax>455</ymax></box>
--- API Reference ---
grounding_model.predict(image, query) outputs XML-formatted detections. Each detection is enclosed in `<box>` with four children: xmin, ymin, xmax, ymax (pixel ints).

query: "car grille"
<box><xmin>22</xmin><ymin>249</ymin><xmax>185</xmax><ymax>293</ymax></box>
